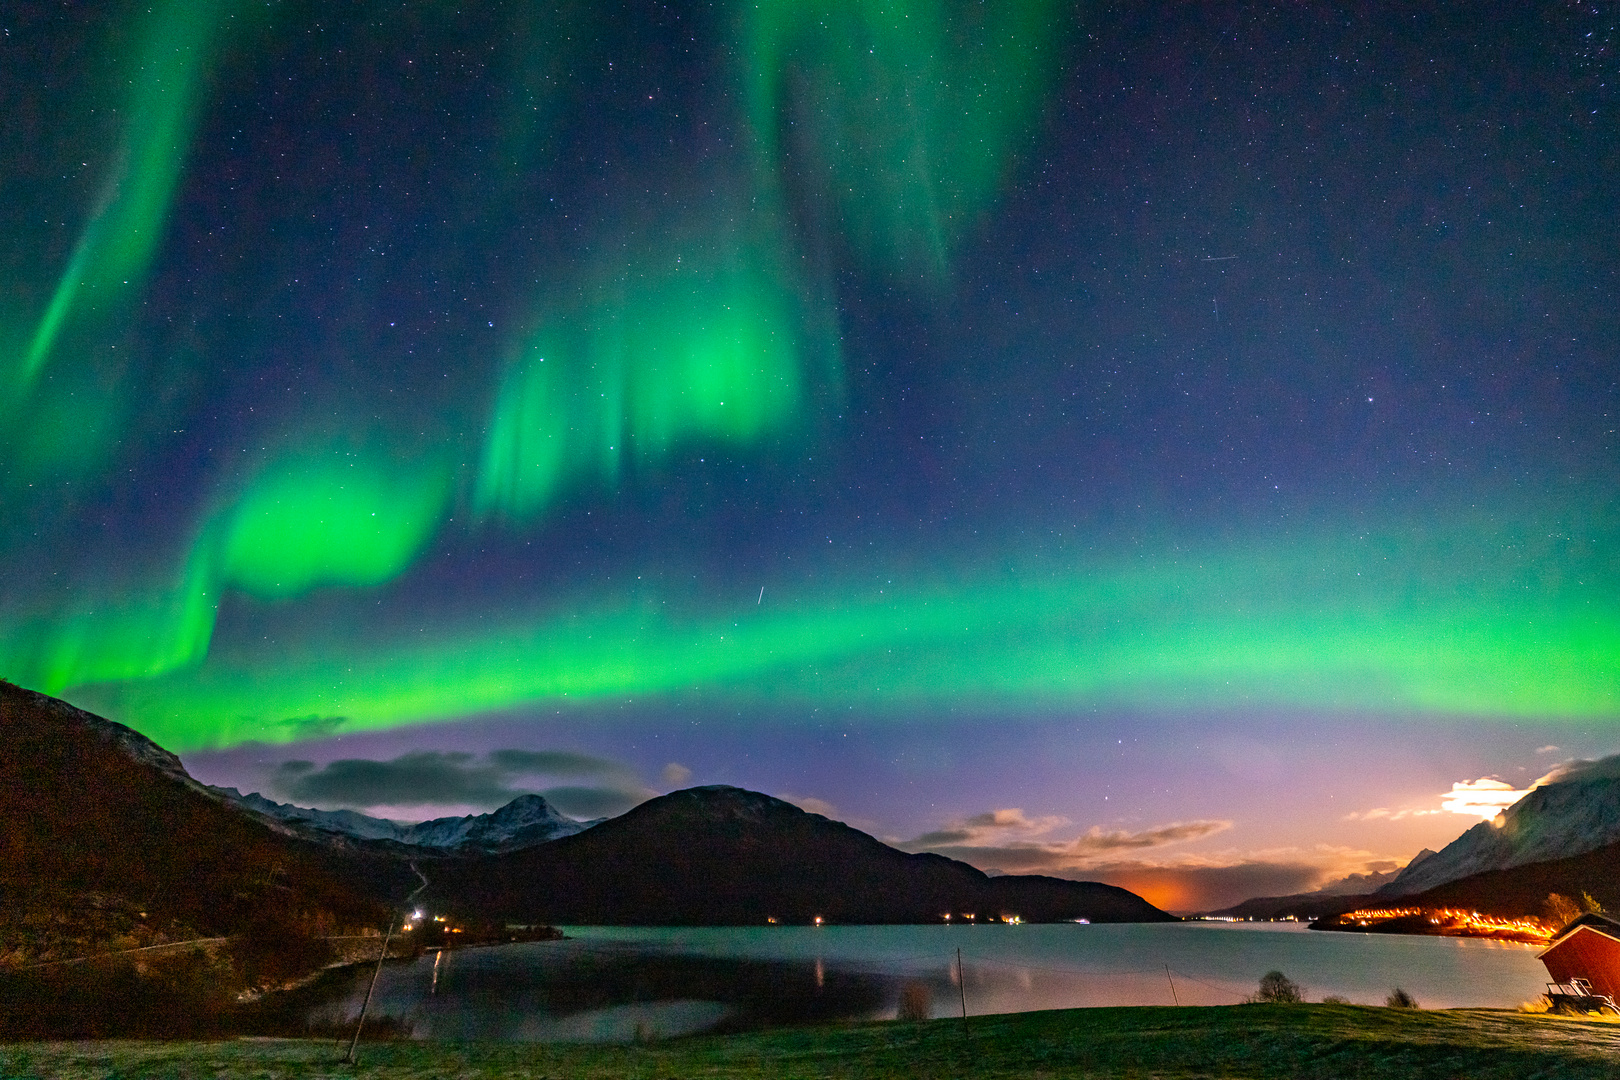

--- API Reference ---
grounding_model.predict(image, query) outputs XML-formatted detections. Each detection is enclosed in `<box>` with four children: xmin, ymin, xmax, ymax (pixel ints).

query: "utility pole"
<box><xmin>957</xmin><ymin>947</ymin><xmax>970</xmax><ymax>1037</ymax></box>
<box><xmin>344</xmin><ymin>918</ymin><xmax>396</xmax><ymax>1064</ymax></box>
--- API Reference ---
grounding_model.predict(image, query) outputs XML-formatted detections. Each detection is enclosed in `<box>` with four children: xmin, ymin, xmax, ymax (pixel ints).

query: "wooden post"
<box><xmin>957</xmin><ymin>947</ymin><xmax>970</xmax><ymax>1034</ymax></box>
<box><xmin>344</xmin><ymin>919</ymin><xmax>396</xmax><ymax>1064</ymax></box>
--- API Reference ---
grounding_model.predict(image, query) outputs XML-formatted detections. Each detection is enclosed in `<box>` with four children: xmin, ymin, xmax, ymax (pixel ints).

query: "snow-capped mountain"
<box><xmin>211</xmin><ymin>788</ymin><xmax>600</xmax><ymax>853</ymax></box>
<box><xmin>1379</xmin><ymin>759</ymin><xmax>1620</xmax><ymax>896</ymax></box>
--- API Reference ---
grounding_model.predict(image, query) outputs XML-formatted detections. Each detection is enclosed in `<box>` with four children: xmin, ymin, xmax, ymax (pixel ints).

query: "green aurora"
<box><xmin>61</xmin><ymin>509</ymin><xmax>1620</xmax><ymax>752</ymax></box>
<box><xmin>2</xmin><ymin>0</ymin><xmax>1616</xmax><ymax>782</ymax></box>
<box><xmin>22</xmin><ymin>0</ymin><xmax>241</xmax><ymax>385</ymax></box>
<box><xmin>477</xmin><ymin>194</ymin><xmax>831</xmax><ymax>523</ymax></box>
<box><xmin>738</xmin><ymin>0</ymin><xmax>1068</xmax><ymax>278</ymax></box>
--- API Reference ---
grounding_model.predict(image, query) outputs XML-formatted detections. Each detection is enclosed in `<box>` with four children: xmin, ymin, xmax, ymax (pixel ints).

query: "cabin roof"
<box><xmin>1538</xmin><ymin>913</ymin><xmax>1620</xmax><ymax>959</ymax></box>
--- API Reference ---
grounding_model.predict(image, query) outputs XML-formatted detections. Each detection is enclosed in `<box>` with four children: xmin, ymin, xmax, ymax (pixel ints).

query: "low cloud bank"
<box><xmin>1535</xmin><ymin>752</ymin><xmax>1620</xmax><ymax>787</ymax></box>
<box><xmin>900</xmin><ymin>809</ymin><xmax>1230</xmax><ymax>872</ymax></box>
<box><xmin>1082</xmin><ymin>860</ymin><xmax>1324</xmax><ymax>914</ymax></box>
<box><xmin>272</xmin><ymin>748</ymin><xmax>655</xmax><ymax>817</ymax></box>
<box><xmin>902</xmin><ymin>807</ymin><xmax>1406</xmax><ymax>912</ymax></box>
<box><xmin>1344</xmin><ymin>753</ymin><xmax>1620</xmax><ymax>825</ymax></box>
<box><xmin>1440</xmin><ymin>778</ymin><xmax>1531</xmax><ymax>819</ymax></box>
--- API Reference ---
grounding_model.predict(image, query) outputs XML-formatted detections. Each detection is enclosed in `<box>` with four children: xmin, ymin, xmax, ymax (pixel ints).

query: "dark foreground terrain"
<box><xmin>5</xmin><ymin>1005</ymin><xmax>1619</xmax><ymax>1079</ymax></box>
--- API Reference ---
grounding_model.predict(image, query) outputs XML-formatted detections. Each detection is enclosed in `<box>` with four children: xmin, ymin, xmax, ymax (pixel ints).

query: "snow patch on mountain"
<box><xmin>1379</xmin><ymin>759</ymin><xmax>1620</xmax><ymax>896</ymax></box>
<box><xmin>211</xmin><ymin>788</ymin><xmax>600</xmax><ymax>852</ymax></box>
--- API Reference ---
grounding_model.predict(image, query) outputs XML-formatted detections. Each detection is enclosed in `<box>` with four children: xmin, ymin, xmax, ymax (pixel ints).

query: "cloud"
<box><xmin>1441</xmin><ymin>778</ymin><xmax>1530</xmax><ymax>819</ymax></box>
<box><xmin>1070</xmin><ymin>821</ymin><xmax>1233</xmax><ymax>853</ymax></box>
<box><xmin>1076</xmin><ymin>842</ymin><xmax>1403</xmax><ymax>913</ymax></box>
<box><xmin>277</xmin><ymin>715</ymin><xmax>348</xmax><ymax>740</ymax></box>
<box><xmin>782</xmin><ymin>793</ymin><xmax>839</xmax><ymax>819</ymax></box>
<box><xmin>275</xmin><ymin>751</ymin><xmax>514</xmax><ymax>808</ymax></box>
<box><xmin>963</xmin><ymin>808</ymin><xmax>1061</xmax><ymax>831</ymax></box>
<box><xmin>661</xmin><ymin>762</ymin><xmax>692</xmax><ymax>785</ymax></box>
<box><xmin>540</xmin><ymin>785</ymin><xmax>648</xmax><ymax>819</ymax></box>
<box><xmin>1081</xmin><ymin>860</ymin><xmax>1325</xmax><ymax>914</ymax></box>
<box><xmin>271</xmin><ymin>747</ymin><xmax>655</xmax><ymax>815</ymax></box>
<box><xmin>1533</xmin><ymin>752</ymin><xmax>1620</xmax><ymax>788</ymax></box>
<box><xmin>1343</xmin><ymin>806</ymin><xmax>1443</xmax><ymax>821</ymax></box>
<box><xmin>901</xmin><ymin>809</ymin><xmax>1230</xmax><ymax>875</ymax></box>
<box><xmin>1535</xmin><ymin>745</ymin><xmax>1561</xmax><ymax>755</ymax></box>
<box><xmin>901</xmin><ymin>809</ymin><xmax>1409</xmax><ymax>913</ymax></box>
<box><xmin>1344</xmin><ymin>758</ymin><xmax>1620</xmax><ymax>822</ymax></box>
<box><xmin>904</xmin><ymin>807</ymin><xmax>1070</xmax><ymax>849</ymax></box>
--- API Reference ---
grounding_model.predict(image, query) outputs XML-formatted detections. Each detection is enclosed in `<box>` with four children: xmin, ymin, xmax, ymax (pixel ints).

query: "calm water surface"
<box><xmin>308</xmin><ymin>922</ymin><xmax>1548</xmax><ymax>1042</ymax></box>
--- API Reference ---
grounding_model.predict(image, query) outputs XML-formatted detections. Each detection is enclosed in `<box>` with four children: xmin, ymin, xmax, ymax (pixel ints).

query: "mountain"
<box><xmin>1206</xmin><ymin>892</ymin><xmax>1373</xmax><ymax>922</ymax></box>
<box><xmin>1205</xmin><ymin>856</ymin><xmax>1418</xmax><ymax>920</ymax></box>
<box><xmin>1310</xmin><ymin>867</ymin><xmax>1404</xmax><ymax>897</ymax></box>
<box><xmin>424</xmin><ymin>785</ymin><xmax>1174</xmax><ymax>925</ymax></box>
<box><xmin>1390</xmin><ymin>838</ymin><xmax>1620</xmax><ymax>920</ymax></box>
<box><xmin>0</xmin><ymin>680</ymin><xmax>408</xmax><ymax>963</ymax></box>
<box><xmin>2</xmin><ymin>681</ymin><xmax>1170</xmax><ymax>942</ymax></box>
<box><xmin>1379</xmin><ymin>766</ymin><xmax>1620</xmax><ymax>896</ymax></box>
<box><xmin>213</xmin><ymin>788</ymin><xmax>599</xmax><ymax>853</ymax></box>
<box><xmin>1216</xmin><ymin>828</ymin><xmax>1620</xmax><ymax>929</ymax></box>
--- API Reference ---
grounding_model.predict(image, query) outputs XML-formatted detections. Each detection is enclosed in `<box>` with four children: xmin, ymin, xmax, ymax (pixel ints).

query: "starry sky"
<box><xmin>4</xmin><ymin>0</ymin><xmax>1618</xmax><ymax>911</ymax></box>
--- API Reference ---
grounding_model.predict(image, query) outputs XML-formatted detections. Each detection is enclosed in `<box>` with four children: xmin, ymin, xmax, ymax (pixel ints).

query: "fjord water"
<box><xmin>308</xmin><ymin>923</ymin><xmax>1548</xmax><ymax>1042</ymax></box>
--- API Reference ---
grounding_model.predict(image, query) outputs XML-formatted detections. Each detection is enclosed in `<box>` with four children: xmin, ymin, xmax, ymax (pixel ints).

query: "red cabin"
<box><xmin>1538</xmin><ymin>913</ymin><xmax>1620</xmax><ymax>1003</ymax></box>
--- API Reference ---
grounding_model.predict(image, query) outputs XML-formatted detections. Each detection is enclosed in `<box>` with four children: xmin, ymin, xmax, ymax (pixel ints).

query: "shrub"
<box><xmin>230</xmin><ymin>909</ymin><xmax>335</xmax><ymax>990</ymax></box>
<box><xmin>1385</xmin><ymin>987</ymin><xmax>1419</xmax><ymax>1009</ymax></box>
<box><xmin>1320</xmin><ymin>995</ymin><xmax>1350</xmax><ymax>1005</ymax></box>
<box><xmin>897</xmin><ymin>981</ymin><xmax>932</xmax><ymax>1021</ymax></box>
<box><xmin>1254</xmin><ymin>970</ymin><xmax>1303</xmax><ymax>1004</ymax></box>
<box><xmin>1544</xmin><ymin>893</ymin><xmax>1582</xmax><ymax>931</ymax></box>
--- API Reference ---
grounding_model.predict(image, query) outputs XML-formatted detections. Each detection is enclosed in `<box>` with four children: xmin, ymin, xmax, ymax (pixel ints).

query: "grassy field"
<box><xmin>3</xmin><ymin>1005</ymin><xmax>1618</xmax><ymax>1079</ymax></box>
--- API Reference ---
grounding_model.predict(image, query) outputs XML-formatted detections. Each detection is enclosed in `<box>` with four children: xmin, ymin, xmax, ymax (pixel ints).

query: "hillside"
<box><xmin>0</xmin><ymin>680</ymin><xmax>408</xmax><ymax>967</ymax></box>
<box><xmin>1380</xmin><ymin>763</ymin><xmax>1620</xmax><ymax>896</ymax></box>
<box><xmin>426</xmin><ymin>785</ymin><xmax>1172</xmax><ymax>925</ymax></box>
<box><xmin>1</xmin><ymin>684</ymin><xmax>1170</xmax><ymax>938</ymax></box>
<box><xmin>1399</xmin><ymin>837</ymin><xmax>1620</xmax><ymax>918</ymax></box>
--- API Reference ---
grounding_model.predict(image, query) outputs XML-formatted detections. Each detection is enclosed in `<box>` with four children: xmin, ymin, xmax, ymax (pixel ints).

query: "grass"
<box><xmin>3</xmin><ymin>1005</ymin><xmax>1619</xmax><ymax>1079</ymax></box>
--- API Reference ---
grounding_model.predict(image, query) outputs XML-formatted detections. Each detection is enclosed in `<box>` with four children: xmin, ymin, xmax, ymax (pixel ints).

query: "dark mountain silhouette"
<box><xmin>1207</xmin><ymin>892</ymin><xmax>1372</xmax><ymax>922</ymax></box>
<box><xmin>0</xmin><ymin>680</ymin><xmax>408</xmax><ymax>959</ymax></box>
<box><xmin>1395</xmin><ymin>838</ymin><xmax>1620</xmax><ymax>918</ymax></box>
<box><xmin>424</xmin><ymin>785</ymin><xmax>1173</xmax><ymax>925</ymax></box>
<box><xmin>2</xmin><ymin>681</ymin><xmax>1170</xmax><ymax>952</ymax></box>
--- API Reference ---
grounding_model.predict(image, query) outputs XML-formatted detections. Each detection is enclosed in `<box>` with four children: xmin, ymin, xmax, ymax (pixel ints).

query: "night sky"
<box><xmin>4</xmin><ymin>0</ymin><xmax>1617</xmax><ymax>911</ymax></box>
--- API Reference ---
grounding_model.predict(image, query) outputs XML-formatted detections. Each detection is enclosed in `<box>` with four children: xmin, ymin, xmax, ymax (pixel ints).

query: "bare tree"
<box><xmin>1253</xmin><ymin>971</ymin><xmax>1302</xmax><ymax>1003</ymax></box>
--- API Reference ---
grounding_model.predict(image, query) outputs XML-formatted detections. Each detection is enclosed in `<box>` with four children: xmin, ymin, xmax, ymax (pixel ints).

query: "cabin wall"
<box><xmin>1541</xmin><ymin>929</ymin><xmax>1620</xmax><ymax>1000</ymax></box>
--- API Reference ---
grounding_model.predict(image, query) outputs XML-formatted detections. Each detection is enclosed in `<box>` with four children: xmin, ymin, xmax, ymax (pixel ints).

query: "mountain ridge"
<box><xmin>1378</xmin><ymin>768</ymin><xmax>1620</xmax><ymax>896</ymax></box>
<box><xmin>212</xmin><ymin>788</ymin><xmax>601</xmax><ymax>853</ymax></box>
<box><xmin>2</xmin><ymin>683</ymin><xmax>1172</xmax><ymax>934</ymax></box>
<box><xmin>423</xmin><ymin>784</ymin><xmax>1174</xmax><ymax>925</ymax></box>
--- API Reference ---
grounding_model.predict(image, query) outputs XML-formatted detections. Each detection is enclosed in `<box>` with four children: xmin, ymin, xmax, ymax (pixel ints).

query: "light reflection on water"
<box><xmin>307</xmin><ymin>922</ymin><xmax>1549</xmax><ymax>1042</ymax></box>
